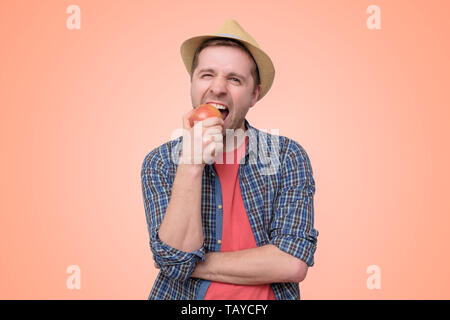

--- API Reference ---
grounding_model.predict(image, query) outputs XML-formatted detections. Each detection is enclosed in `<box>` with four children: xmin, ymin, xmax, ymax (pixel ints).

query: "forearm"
<box><xmin>191</xmin><ymin>245</ymin><xmax>307</xmax><ymax>285</ymax></box>
<box><xmin>158</xmin><ymin>163</ymin><xmax>204</xmax><ymax>252</ymax></box>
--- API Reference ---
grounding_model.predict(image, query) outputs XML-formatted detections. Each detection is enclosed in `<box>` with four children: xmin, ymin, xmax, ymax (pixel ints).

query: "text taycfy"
<box><xmin>225</xmin><ymin>304</ymin><xmax>268</xmax><ymax>315</ymax></box>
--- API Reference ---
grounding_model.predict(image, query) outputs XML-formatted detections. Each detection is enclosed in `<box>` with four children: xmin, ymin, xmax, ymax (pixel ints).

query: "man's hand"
<box><xmin>181</xmin><ymin>109</ymin><xmax>224</xmax><ymax>166</ymax></box>
<box><xmin>157</xmin><ymin>110</ymin><xmax>223</xmax><ymax>254</ymax></box>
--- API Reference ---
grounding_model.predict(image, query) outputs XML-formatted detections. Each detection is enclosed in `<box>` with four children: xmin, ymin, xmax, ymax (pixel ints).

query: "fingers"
<box><xmin>181</xmin><ymin>109</ymin><xmax>225</xmax><ymax>165</ymax></box>
<box><xmin>202</xmin><ymin>116</ymin><xmax>224</xmax><ymax>128</ymax></box>
<box><xmin>203</xmin><ymin>139</ymin><xmax>223</xmax><ymax>164</ymax></box>
<box><xmin>202</xmin><ymin>134</ymin><xmax>223</xmax><ymax>147</ymax></box>
<box><xmin>202</xmin><ymin>127</ymin><xmax>224</xmax><ymax>144</ymax></box>
<box><xmin>183</xmin><ymin>109</ymin><xmax>196</xmax><ymax>129</ymax></box>
<box><xmin>192</xmin><ymin>116</ymin><xmax>224</xmax><ymax>131</ymax></box>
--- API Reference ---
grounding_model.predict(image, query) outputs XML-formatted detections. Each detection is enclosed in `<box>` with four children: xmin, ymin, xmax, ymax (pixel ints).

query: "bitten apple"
<box><xmin>188</xmin><ymin>104</ymin><xmax>222</xmax><ymax>127</ymax></box>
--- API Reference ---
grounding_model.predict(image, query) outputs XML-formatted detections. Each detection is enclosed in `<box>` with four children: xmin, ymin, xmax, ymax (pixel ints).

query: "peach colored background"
<box><xmin>1</xmin><ymin>0</ymin><xmax>449</xmax><ymax>299</ymax></box>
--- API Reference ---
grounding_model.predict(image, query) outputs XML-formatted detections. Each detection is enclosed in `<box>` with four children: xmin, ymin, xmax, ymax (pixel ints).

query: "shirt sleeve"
<box><xmin>141</xmin><ymin>149</ymin><xmax>206</xmax><ymax>281</ymax></box>
<box><xmin>269</xmin><ymin>140</ymin><xmax>319</xmax><ymax>267</ymax></box>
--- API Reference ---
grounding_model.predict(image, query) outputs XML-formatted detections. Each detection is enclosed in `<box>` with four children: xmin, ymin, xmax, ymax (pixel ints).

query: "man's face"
<box><xmin>190</xmin><ymin>45</ymin><xmax>261</xmax><ymax>132</ymax></box>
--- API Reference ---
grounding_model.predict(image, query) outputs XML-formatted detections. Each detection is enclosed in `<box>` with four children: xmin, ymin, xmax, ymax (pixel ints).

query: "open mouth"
<box><xmin>219</xmin><ymin>109</ymin><xmax>229</xmax><ymax>121</ymax></box>
<box><xmin>208</xmin><ymin>103</ymin><xmax>229</xmax><ymax>121</ymax></box>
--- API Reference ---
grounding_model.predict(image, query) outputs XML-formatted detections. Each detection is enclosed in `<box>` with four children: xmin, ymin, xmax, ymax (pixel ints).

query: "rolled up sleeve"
<box><xmin>150</xmin><ymin>232</ymin><xmax>206</xmax><ymax>281</ymax></box>
<box><xmin>270</xmin><ymin>141</ymin><xmax>319</xmax><ymax>267</ymax></box>
<box><xmin>141</xmin><ymin>150</ymin><xmax>205</xmax><ymax>281</ymax></box>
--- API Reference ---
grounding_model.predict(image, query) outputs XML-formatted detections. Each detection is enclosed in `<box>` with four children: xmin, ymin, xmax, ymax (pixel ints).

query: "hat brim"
<box><xmin>180</xmin><ymin>35</ymin><xmax>275</xmax><ymax>102</ymax></box>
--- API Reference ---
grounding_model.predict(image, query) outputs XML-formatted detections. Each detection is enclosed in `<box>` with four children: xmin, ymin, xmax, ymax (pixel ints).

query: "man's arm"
<box><xmin>142</xmin><ymin>152</ymin><xmax>206</xmax><ymax>281</ymax></box>
<box><xmin>191</xmin><ymin>139</ymin><xmax>318</xmax><ymax>285</ymax></box>
<box><xmin>141</xmin><ymin>114</ymin><xmax>225</xmax><ymax>281</ymax></box>
<box><xmin>158</xmin><ymin>163</ymin><xmax>204</xmax><ymax>252</ymax></box>
<box><xmin>191</xmin><ymin>244</ymin><xmax>308</xmax><ymax>285</ymax></box>
<box><xmin>158</xmin><ymin>114</ymin><xmax>224</xmax><ymax>252</ymax></box>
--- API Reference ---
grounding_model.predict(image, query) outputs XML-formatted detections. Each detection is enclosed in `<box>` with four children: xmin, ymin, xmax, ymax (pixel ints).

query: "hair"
<box><xmin>190</xmin><ymin>38</ymin><xmax>261</xmax><ymax>92</ymax></box>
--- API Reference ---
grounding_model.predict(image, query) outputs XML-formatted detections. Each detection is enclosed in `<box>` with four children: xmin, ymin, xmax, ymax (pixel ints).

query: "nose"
<box><xmin>209</xmin><ymin>76</ymin><xmax>228</xmax><ymax>96</ymax></box>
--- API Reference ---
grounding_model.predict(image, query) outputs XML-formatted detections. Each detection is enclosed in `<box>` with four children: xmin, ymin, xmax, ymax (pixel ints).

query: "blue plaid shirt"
<box><xmin>141</xmin><ymin>119</ymin><xmax>318</xmax><ymax>300</ymax></box>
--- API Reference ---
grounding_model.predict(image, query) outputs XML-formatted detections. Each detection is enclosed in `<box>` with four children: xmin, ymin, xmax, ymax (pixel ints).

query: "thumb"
<box><xmin>183</xmin><ymin>108</ymin><xmax>196</xmax><ymax>129</ymax></box>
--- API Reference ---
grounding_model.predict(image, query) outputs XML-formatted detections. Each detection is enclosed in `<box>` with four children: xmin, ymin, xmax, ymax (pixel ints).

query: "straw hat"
<box><xmin>180</xmin><ymin>19</ymin><xmax>275</xmax><ymax>101</ymax></box>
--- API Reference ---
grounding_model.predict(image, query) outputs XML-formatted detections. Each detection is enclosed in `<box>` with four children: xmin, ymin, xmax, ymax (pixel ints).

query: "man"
<box><xmin>141</xmin><ymin>19</ymin><xmax>319</xmax><ymax>300</ymax></box>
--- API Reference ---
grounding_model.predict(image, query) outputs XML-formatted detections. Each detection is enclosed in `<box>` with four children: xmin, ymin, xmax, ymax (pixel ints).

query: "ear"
<box><xmin>249</xmin><ymin>84</ymin><xmax>262</xmax><ymax>108</ymax></box>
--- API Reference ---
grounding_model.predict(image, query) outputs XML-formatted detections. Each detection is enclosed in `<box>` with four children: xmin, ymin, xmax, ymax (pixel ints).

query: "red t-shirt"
<box><xmin>204</xmin><ymin>136</ymin><xmax>276</xmax><ymax>300</ymax></box>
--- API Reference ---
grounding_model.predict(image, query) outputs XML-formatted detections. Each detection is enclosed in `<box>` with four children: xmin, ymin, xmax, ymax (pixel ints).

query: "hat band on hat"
<box><xmin>214</xmin><ymin>33</ymin><xmax>242</xmax><ymax>40</ymax></box>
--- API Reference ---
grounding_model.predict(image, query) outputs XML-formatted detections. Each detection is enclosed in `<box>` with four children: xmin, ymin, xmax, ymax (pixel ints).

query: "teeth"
<box><xmin>209</xmin><ymin>103</ymin><xmax>227</xmax><ymax>110</ymax></box>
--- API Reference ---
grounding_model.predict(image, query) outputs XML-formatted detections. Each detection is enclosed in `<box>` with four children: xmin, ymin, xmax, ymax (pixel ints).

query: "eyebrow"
<box><xmin>197</xmin><ymin>68</ymin><xmax>247</xmax><ymax>80</ymax></box>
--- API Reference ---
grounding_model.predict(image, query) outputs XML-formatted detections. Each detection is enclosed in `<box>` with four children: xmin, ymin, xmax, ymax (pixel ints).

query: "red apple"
<box><xmin>189</xmin><ymin>104</ymin><xmax>222</xmax><ymax>127</ymax></box>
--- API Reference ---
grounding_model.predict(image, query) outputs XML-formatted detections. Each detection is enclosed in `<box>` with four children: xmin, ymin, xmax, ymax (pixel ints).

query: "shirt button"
<box><xmin>211</xmin><ymin>172</ymin><xmax>216</xmax><ymax>176</ymax></box>
<box><xmin>217</xmin><ymin>240</ymin><xmax>222</xmax><ymax>244</ymax></box>
<box><xmin>218</xmin><ymin>204</ymin><xmax>222</xmax><ymax>209</ymax></box>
